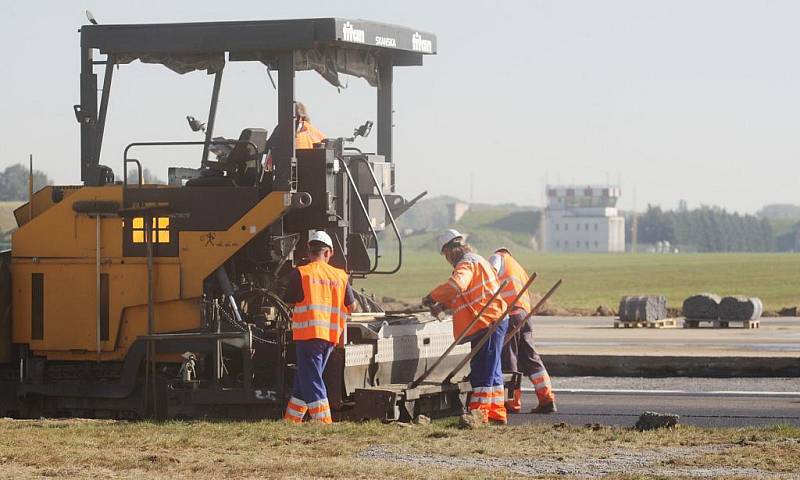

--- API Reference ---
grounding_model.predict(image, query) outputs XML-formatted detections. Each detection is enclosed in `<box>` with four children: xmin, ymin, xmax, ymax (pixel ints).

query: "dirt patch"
<box><xmin>380</xmin><ymin>297</ymin><xmax>424</xmax><ymax>313</ymax></box>
<box><xmin>357</xmin><ymin>444</ymin><xmax>791</xmax><ymax>478</ymax></box>
<box><xmin>380</xmin><ymin>294</ymin><xmax>581</xmax><ymax>317</ymax></box>
<box><xmin>592</xmin><ymin>305</ymin><xmax>616</xmax><ymax>316</ymax></box>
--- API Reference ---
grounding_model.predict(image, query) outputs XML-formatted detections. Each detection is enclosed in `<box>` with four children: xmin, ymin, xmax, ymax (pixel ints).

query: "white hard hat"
<box><xmin>437</xmin><ymin>229</ymin><xmax>464</xmax><ymax>254</ymax></box>
<box><xmin>308</xmin><ymin>230</ymin><xmax>334</xmax><ymax>249</ymax></box>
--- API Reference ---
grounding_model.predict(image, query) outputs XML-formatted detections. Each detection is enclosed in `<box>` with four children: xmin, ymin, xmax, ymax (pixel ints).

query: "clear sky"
<box><xmin>1</xmin><ymin>0</ymin><xmax>798</xmax><ymax>213</ymax></box>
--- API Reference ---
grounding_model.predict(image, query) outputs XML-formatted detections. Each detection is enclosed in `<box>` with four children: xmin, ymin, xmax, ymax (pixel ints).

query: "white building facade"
<box><xmin>544</xmin><ymin>185</ymin><xmax>625</xmax><ymax>253</ymax></box>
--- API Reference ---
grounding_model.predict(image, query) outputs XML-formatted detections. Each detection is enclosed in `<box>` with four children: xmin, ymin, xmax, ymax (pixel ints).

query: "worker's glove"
<box><xmin>421</xmin><ymin>294</ymin><xmax>436</xmax><ymax>308</ymax></box>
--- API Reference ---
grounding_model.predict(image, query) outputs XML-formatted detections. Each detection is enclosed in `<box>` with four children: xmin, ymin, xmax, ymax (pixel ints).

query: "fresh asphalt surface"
<box><xmin>509</xmin><ymin>377</ymin><xmax>800</xmax><ymax>427</ymax></box>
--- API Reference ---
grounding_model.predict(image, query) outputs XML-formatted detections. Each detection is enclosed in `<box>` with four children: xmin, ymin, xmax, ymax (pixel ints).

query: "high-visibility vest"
<box><xmin>449</xmin><ymin>253</ymin><xmax>507</xmax><ymax>338</ymax></box>
<box><xmin>295</xmin><ymin>122</ymin><xmax>326</xmax><ymax>149</ymax></box>
<box><xmin>493</xmin><ymin>251</ymin><xmax>532</xmax><ymax>313</ymax></box>
<box><xmin>291</xmin><ymin>261</ymin><xmax>350</xmax><ymax>343</ymax></box>
<box><xmin>264</xmin><ymin>122</ymin><xmax>326</xmax><ymax>169</ymax></box>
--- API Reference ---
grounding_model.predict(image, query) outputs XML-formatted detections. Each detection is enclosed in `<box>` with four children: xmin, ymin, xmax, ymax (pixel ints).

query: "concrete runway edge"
<box><xmin>543</xmin><ymin>354</ymin><xmax>800</xmax><ymax>377</ymax></box>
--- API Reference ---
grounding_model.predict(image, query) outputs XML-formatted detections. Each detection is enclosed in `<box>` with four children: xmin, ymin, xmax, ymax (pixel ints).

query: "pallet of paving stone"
<box><xmin>682</xmin><ymin>318</ymin><xmax>760</xmax><ymax>329</ymax></box>
<box><xmin>613</xmin><ymin>318</ymin><xmax>678</xmax><ymax>329</ymax></box>
<box><xmin>618</xmin><ymin>295</ymin><xmax>668</xmax><ymax>322</ymax></box>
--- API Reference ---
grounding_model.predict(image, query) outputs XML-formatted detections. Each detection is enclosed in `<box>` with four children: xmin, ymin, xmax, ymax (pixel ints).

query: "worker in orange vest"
<box><xmin>293</xmin><ymin>102</ymin><xmax>326</xmax><ymax>149</ymax></box>
<box><xmin>264</xmin><ymin>102</ymin><xmax>327</xmax><ymax>169</ymax></box>
<box><xmin>488</xmin><ymin>247</ymin><xmax>557</xmax><ymax>414</ymax></box>
<box><xmin>423</xmin><ymin>230</ymin><xmax>509</xmax><ymax>425</ymax></box>
<box><xmin>283</xmin><ymin>231</ymin><xmax>356</xmax><ymax>423</ymax></box>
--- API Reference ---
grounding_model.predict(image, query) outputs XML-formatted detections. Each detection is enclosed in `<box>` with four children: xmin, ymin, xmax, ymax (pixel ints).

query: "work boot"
<box><xmin>505</xmin><ymin>388</ymin><xmax>522</xmax><ymax>413</ymax></box>
<box><xmin>489</xmin><ymin>418</ymin><xmax>508</xmax><ymax>426</ymax></box>
<box><xmin>530</xmin><ymin>401</ymin><xmax>557</xmax><ymax>414</ymax></box>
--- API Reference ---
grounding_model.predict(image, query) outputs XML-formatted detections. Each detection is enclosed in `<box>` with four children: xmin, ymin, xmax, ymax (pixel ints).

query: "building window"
<box><xmin>564</xmin><ymin>241</ymin><xmax>569</xmax><ymax>247</ymax></box>
<box><xmin>564</xmin><ymin>224</ymin><xmax>568</xmax><ymax>231</ymax></box>
<box><xmin>594</xmin><ymin>241</ymin><xmax>599</xmax><ymax>248</ymax></box>
<box><xmin>556</xmin><ymin>240</ymin><xmax>560</xmax><ymax>247</ymax></box>
<box><xmin>132</xmin><ymin>216</ymin><xmax>170</xmax><ymax>244</ymax></box>
<box><xmin>585</xmin><ymin>241</ymin><xmax>590</xmax><ymax>248</ymax></box>
<box><xmin>585</xmin><ymin>223</ymin><xmax>590</xmax><ymax>231</ymax></box>
<box><xmin>555</xmin><ymin>224</ymin><xmax>560</xmax><ymax>231</ymax></box>
<box><xmin>594</xmin><ymin>223</ymin><xmax>598</xmax><ymax>231</ymax></box>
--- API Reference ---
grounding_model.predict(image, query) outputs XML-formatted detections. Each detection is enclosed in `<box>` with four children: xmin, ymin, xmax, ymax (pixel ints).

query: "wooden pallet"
<box><xmin>614</xmin><ymin>318</ymin><xmax>678</xmax><ymax>329</ymax></box>
<box><xmin>683</xmin><ymin>318</ymin><xmax>760</xmax><ymax>329</ymax></box>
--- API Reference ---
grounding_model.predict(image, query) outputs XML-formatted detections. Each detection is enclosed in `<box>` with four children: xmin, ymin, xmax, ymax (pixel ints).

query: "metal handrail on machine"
<box><xmin>122</xmin><ymin>139</ymin><xmax>261</xmax><ymax>191</ymax></box>
<box><xmin>338</xmin><ymin>157</ymin><xmax>381</xmax><ymax>275</ymax></box>
<box><xmin>346</xmin><ymin>155</ymin><xmax>403</xmax><ymax>275</ymax></box>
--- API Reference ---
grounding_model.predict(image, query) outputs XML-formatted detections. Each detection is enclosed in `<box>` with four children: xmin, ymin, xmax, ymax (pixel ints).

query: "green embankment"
<box><xmin>357</xmin><ymin>252</ymin><xmax>800</xmax><ymax>312</ymax></box>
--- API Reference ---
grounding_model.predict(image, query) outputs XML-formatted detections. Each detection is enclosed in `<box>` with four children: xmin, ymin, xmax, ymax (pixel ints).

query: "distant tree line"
<box><xmin>0</xmin><ymin>163</ymin><xmax>165</xmax><ymax>203</ymax></box>
<box><xmin>0</xmin><ymin>164</ymin><xmax>51</xmax><ymax>201</ymax></box>
<box><xmin>636</xmin><ymin>205</ymin><xmax>774</xmax><ymax>252</ymax></box>
<box><xmin>126</xmin><ymin>168</ymin><xmax>164</xmax><ymax>185</ymax></box>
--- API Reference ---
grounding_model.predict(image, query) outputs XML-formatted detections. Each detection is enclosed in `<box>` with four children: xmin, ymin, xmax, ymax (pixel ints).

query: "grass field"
<box><xmin>0</xmin><ymin>418</ymin><xmax>797</xmax><ymax>479</ymax></box>
<box><xmin>357</xmin><ymin>252</ymin><xmax>800</xmax><ymax>313</ymax></box>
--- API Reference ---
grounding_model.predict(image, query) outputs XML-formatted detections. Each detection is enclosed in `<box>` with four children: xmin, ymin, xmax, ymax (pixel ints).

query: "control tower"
<box><xmin>544</xmin><ymin>185</ymin><xmax>625</xmax><ymax>252</ymax></box>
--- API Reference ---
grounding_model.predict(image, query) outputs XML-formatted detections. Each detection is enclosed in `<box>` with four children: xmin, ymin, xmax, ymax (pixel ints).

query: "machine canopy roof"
<box><xmin>81</xmin><ymin>18</ymin><xmax>437</xmax><ymax>87</ymax></box>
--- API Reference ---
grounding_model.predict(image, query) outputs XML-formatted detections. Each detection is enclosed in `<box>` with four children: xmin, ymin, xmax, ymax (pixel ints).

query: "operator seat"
<box><xmin>185</xmin><ymin>128</ymin><xmax>268</xmax><ymax>187</ymax></box>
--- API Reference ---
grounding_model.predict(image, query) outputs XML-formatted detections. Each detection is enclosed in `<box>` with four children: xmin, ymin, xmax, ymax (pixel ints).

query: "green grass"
<box><xmin>0</xmin><ymin>419</ymin><xmax>797</xmax><ymax>479</ymax></box>
<box><xmin>356</xmin><ymin>252</ymin><xmax>800</xmax><ymax>312</ymax></box>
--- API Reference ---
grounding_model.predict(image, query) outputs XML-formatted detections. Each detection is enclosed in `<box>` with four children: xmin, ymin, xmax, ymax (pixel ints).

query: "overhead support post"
<box><xmin>201</xmin><ymin>68</ymin><xmax>224</xmax><ymax>164</ymax></box>
<box><xmin>273</xmin><ymin>51</ymin><xmax>296</xmax><ymax>192</ymax></box>
<box><xmin>94</xmin><ymin>54</ymin><xmax>115</xmax><ymax>167</ymax></box>
<box><xmin>79</xmin><ymin>47</ymin><xmax>99</xmax><ymax>185</ymax></box>
<box><xmin>377</xmin><ymin>58</ymin><xmax>393</xmax><ymax>163</ymax></box>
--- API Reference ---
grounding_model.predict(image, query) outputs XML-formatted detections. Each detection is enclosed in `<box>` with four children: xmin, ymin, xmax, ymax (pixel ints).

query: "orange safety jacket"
<box><xmin>491</xmin><ymin>251</ymin><xmax>532</xmax><ymax>313</ymax></box>
<box><xmin>291</xmin><ymin>261</ymin><xmax>350</xmax><ymax>344</ymax></box>
<box><xmin>264</xmin><ymin>121</ymin><xmax>327</xmax><ymax>169</ymax></box>
<box><xmin>295</xmin><ymin>121</ymin><xmax>326</xmax><ymax>149</ymax></box>
<box><xmin>429</xmin><ymin>253</ymin><xmax>507</xmax><ymax>338</ymax></box>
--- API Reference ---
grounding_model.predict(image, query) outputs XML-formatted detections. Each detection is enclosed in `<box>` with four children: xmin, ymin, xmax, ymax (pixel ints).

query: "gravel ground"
<box><xmin>357</xmin><ymin>444</ymin><xmax>792</xmax><ymax>478</ymax></box>
<box><xmin>539</xmin><ymin>376</ymin><xmax>800</xmax><ymax>392</ymax></box>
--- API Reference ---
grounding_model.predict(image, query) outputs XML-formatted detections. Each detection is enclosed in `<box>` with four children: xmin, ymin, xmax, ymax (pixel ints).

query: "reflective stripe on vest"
<box><xmin>292</xmin><ymin>261</ymin><xmax>350</xmax><ymax>343</ymax></box>
<box><xmin>494</xmin><ymin>252</ymin><xmax>532</xmax><ymax>312</ymax></box>
<box><xmin>449</xmin><ymin>253</ymin><xmax>507</xmax><ymax>338</ymax></box>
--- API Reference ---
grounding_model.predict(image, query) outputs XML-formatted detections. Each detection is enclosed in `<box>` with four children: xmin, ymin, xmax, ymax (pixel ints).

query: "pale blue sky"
<box><xmin>1</xmin><ymin>1</ymin><xmax>798</xmax><ymax>213</ymax></box>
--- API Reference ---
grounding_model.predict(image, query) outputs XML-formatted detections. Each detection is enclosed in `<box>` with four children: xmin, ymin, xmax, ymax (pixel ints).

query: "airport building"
<box><xmin>543</xmin><ymin>185</ymin><xmax>625</xmax><ymax>252</ymax></box>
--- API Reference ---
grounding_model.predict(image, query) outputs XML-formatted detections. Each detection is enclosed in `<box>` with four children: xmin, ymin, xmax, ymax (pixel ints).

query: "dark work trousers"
<box><xmin>502</xmin><ymin>310</ymin><xmax>555</xmax><ymax>407</ymax></box>
<box><xmin>502</xmin><ymin>311</ymin><xmax>547</xmax><ymax>376</ymax></box>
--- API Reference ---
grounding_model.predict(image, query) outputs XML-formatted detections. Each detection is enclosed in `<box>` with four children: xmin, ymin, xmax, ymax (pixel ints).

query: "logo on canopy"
<box><xmin>342</xmin><ymin>21</ymin><xmax>365</xmax><ymax>44</ymax></box>
<box><xmin>412</xmin><ymin>32</ymin><xmax>433</xmax><ymax>53</ymax></box>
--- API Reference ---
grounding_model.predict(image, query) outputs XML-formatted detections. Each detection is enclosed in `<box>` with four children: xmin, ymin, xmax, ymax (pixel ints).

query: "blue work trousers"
<box><xmin>292</xmin><ymin>339</ymin><xmax>334</xmax><ymax>404</ymax></box>
<box><xmin>469</xmin><ymin>316</ymin><xmax>508</xmax><ymax>389</ymax></box>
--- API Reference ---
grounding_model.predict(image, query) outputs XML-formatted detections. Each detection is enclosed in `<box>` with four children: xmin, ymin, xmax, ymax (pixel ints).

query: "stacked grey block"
<box><xmin>618</xmin><ymin>296</ymin><xmax>668</xmax><ymax>322</ymax></box>
<box><xmin>682</xmin><ymin>293</ymin><xmax>721</xmax><ymax>319</ymax></box>
<box><xmin>719</xmin><ymin>296</ymin><xmax>763</xmax><ymax>321</ymax></box>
